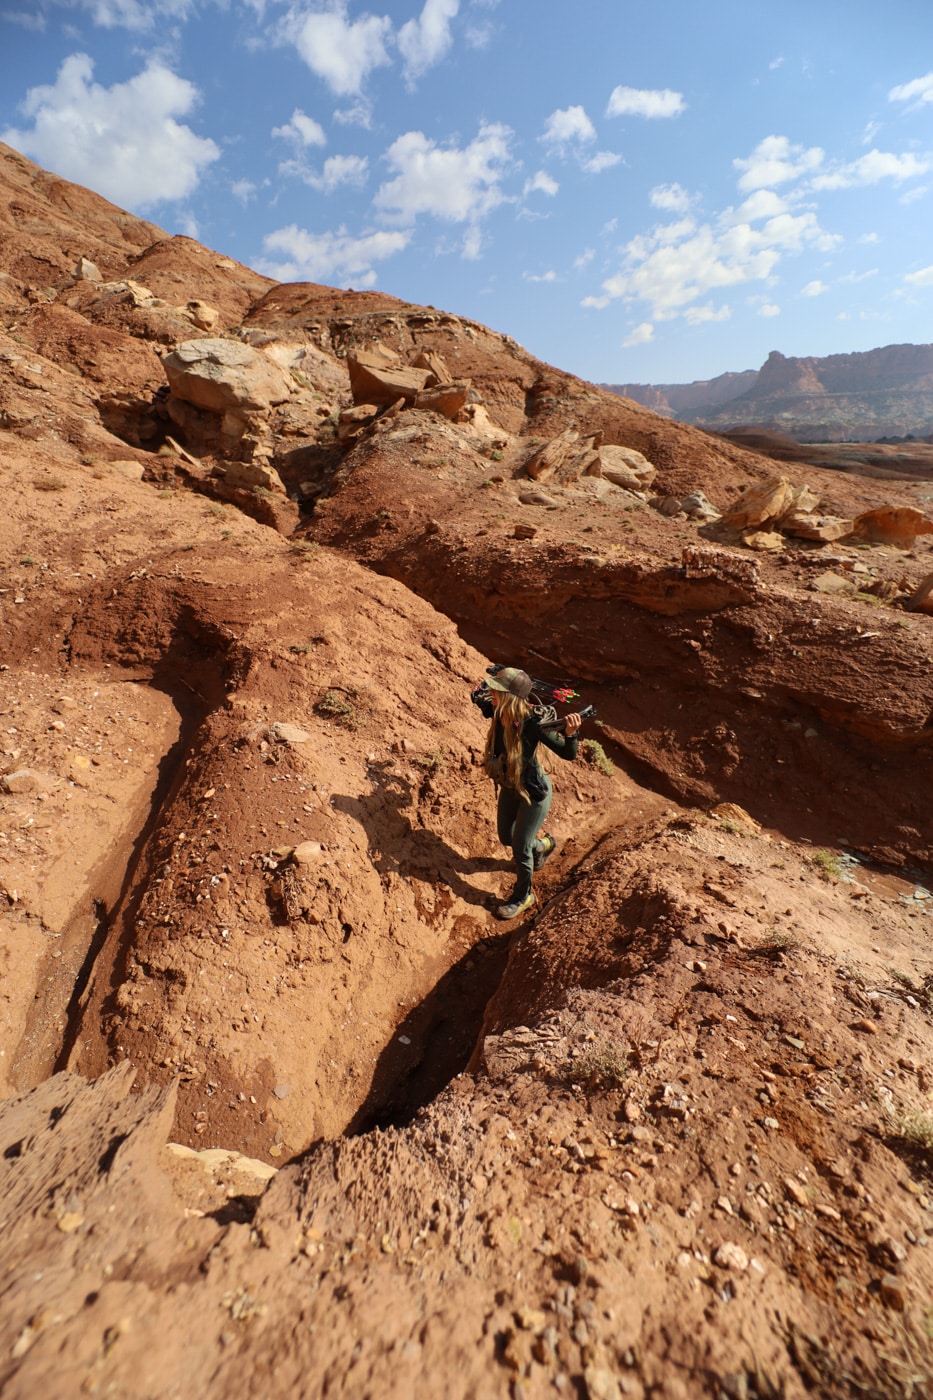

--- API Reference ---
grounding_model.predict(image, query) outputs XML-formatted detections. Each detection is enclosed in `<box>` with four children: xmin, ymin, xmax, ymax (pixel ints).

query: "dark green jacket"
<box><xmin>473</xmin><ymin>693</ymin><xmax>578</xmax><ymax>801</ymax></box>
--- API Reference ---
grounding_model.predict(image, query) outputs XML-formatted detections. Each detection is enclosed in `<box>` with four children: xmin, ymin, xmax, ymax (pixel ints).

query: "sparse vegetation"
<box><xmin>490</xmin><ymin>449</ymin><xmax>504</xmax><ymax>462</ymax></box>
<box><xmin>760</xmin><ymin>928</ymin><xmax>803</xmax><ymax>954</ymax></box>
<box><xmin>315</xmin><ymin>687</ymin><xmax>360</xmax><ymax>729</ymax></box>
<box><xmin>889</xmin><ymin>1108</ymin><xmax>933</xmax><ymax>1153</ymax></box>
<box><xmin>811</xmin><ymin>849</ymin><xmax>844</xmax><ymax>882</ymax></box>
<box><xmin>19</xmin><ymin>556</ymin><xmax>35</xmax><ymax>566</ymax></box>
<box><xmin>33</xmin><ymin>475</ymin><xmax>67</xmax><ymax>492</ymax></box>
<box><xmin>289</xmin><ymin>540</ymin><xmax>319</xmax><ymax>560</ymax></box>
<box><xmin>565</xmin><ymin>1037</ymin><xmax>629</xmax><ymax>1088</ymax></box>
<box><xmin>580</xmin><ymin>738</ymin><xmax>614</xmax><ymax>776</ymax></box>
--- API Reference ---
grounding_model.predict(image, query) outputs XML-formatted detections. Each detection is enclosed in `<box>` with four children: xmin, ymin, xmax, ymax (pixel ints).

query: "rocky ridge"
<box><xmin>2</xmin><ymin>141</ymin><xmax>933</xmax><ymax>1397</ymax></box>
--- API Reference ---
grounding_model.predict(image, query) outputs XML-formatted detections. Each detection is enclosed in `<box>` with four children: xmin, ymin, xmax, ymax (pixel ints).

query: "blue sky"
<box><xmin>2</xmin><ymin>0</ymin><xmax>932</xmax><ymax>386</ymax></box>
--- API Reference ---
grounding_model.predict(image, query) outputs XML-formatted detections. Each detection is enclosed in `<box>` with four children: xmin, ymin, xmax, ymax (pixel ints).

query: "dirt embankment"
<box><xmin>2</xmin><ymin>144</ymin><xmax>933</xmax><ymax>1397</ymax></box>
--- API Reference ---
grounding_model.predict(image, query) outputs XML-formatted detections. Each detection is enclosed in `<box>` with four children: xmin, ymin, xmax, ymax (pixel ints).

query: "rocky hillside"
<box><xmin>609</xmin><ymin>344</ymin><xmax>933</xmax><ymax>442</ymax></box>
<box><xmin>3</xmin><ymin>140</ymin><xmax>933</xmax><ymax>1398</ymax></box>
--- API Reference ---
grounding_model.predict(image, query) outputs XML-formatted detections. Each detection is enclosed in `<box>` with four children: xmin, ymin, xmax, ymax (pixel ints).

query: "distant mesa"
<box><xmin>604</xmin><ymin>343</ymin><xmax>933</xmax><ymax>444</ymax></box>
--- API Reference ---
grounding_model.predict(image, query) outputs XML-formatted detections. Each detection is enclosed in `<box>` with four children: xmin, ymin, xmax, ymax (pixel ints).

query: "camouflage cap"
<box><xmin>485</xmin><ymin>666</ymin><xmax>533</xmax><ymax>699</ymax></box>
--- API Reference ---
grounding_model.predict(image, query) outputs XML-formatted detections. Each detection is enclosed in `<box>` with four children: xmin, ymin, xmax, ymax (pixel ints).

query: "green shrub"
<box><xmin>580</xmin><ymin>738</ymin><xmax>614</xmax><ymax>777</ymax></box>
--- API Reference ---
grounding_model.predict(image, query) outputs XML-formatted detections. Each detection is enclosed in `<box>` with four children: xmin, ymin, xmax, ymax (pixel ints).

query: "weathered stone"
<box><xmin>411</xmin><ymin>348</ymin><xmax>451</xmax><ymax>385</ymax></box>
<box><xmin>880</xmin><ymin>1274</ymin><xmax>907</xmax><ymax>1310</ymax></box>
<box><xmin>656</xmin><ymin>496</ymin><xmax>684</xmax><ymax>517</ymax></box>
<box><xmin>72</xmin><ymin>256</ymin><xmax>101</xmax><ymax>282</ymax></box>
<box><xmin>215</xmin><ymin>460</ymin><xmax>286</xmax><ymax>494</ymax></box>
<box><xmin>741</xmin><ymin>530</ymin><xmax>785</xmax><ymax>552</ymax></box>
<box><xmin>185</xmin><ymin>299</ymin><xmax>219</xmax><ymax>332</ymax></box>
<box><xmin>347</xmin><ymin>351</ymin><xmax>430</xmax><ymax>407</ymax></box>
<box><xmin>524</xmin><ymin>429</ymin><xmax>599</xmax><ymax>483</ymax></box>
<box><xmin>811</xmin><ymin>571</ymin><xmax>857</xmax><ymax>597</ymax></box>
<box><xmin>108</xmin><ymin>459</ymin><xmax>146</xmax><ymax>481</ymax></box>
<box><xmin>849</xmin><ymin>505</ymin><xmax>933</xmax><ymax>548</ymax></box>
<box><xmin>2</xmin><ymin>768</ymin><xmax>59</xmax><ymax>794</ymax></box>
<box><xmin>711</xmin><ymin>802</ymin><xmax>761</xmax><ymax>832</ymax></box>
<box><xmin>680</xmin><ymin>490</ymin><xmax>720</xmax><ymax>520</ymax></box>
<box><xmin>905</xmin><ymin>571</ymin><xmax>933</xmax><ymax>614</ymax></box>
<box><xmin>780</xmin><ymin>511</ymin><xmax>852</xmax><ymax>542</ymax></box>
<box><xmin>164</xmin><ymin>338</ymin><xmax>294</xmax><ymax>414</ymax></box>
<box><xmin>271</xmin><ymin>722</ymin><xmax>311</xmax><ymax>745</ymax></box>
<box><xmin>713</xmin><ymin>1242</ymin><xmax>749</xmax><ymax>1271</ymax></box>
<box><xmin>513</xmin><ymin>523</ymin><xmax>537</xmax><ymax>539</ymax></box>
<box><xmin>595</xmin><ymin>443</ymin><xmax>657</xmax><ymax>489</ymax></box>
<box><xmin>414</xmin><ymin>382</ymin><xmax>471</xmax><ymax>419</ymax></box>
<box><xmin>724</xmin><ymin>475</ymin><xmax>799</xmax><ymax>529</ymax></box>
<box><xmin>518</xmin><ymin>489</ymin><xmax>560</xmax><ymax>508</ymax></box>
<box><xmin>292</xmin><ymin>841</ymin><xmax>323</xmax><ymax>867</ymax></box>
<box><xmin>338</xmin><ymin>404</ymin><xmax>378</xmax><ymax>442</ymax></box>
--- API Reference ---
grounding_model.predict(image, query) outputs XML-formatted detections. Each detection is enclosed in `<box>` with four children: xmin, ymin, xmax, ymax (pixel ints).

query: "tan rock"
<box><xmin>215</xmin><ymin>460</ymin><xmax>286</xmax><ymax>494</ymax></box>
<box><xmin>848</xmin><ymin>506</ymin><xmax>933</xmax><ymax>548</ymax></box>
<box><xmin>524</xmin><ymin>429</ymin><xmax>599</xmax><ymax>484</ymax></box>
<box><xmin>347</xmin><ymin>351</ymin><xmax>430</xmax><ymax>407</ymax></box>
<box><xmin>72</xmin><ymin>256</ymin><xmax>101</xmax><ymax>282</ymax></box>
<box><xmin>411</xmin><ymin>348</ymin><xmax>451</xmax><ymax>385</ymax></box>
<box><xmin>595</xmin><ymin>443</ymin><xmax>657</xmax><ymax>489</ymax></box>
<box><xmin>742</xmin><ymin>530</ymin><xmax>785</xmax><ymax>552</ymax></box>
<box><xmin>780</xmin><ymin>511</ymin><xmax>852</xmax><ymax>542</ymax></box>
<box><xmin>164</xmin><ymin>338</ymin><xmax>294</xmax><ymax>414</ymax></box>
<box><xmin>108</xmin><ymin>459</ymin><xmax>146</xmax><ymax>481</ymax></box>
<box><xmin>711</xmin><ymin>803</ymin><xmax>761</xmax><ymax>832</ymax></box>
<box><xmin>292</xmin><ymin>841</ymin><xmax>323</xmax><ymax>867</ymax></box>
<box><xmin>724</xmin><ymin>475</ymin><xmax>799</xmax><ymax>529</ymax></box>
<box><xmin>184</xmin><ymin>299</ymin><xmax>219</xmax><ymax>332</ymax></box>
<box><xmin>2</xmin><ymin>768</ymin><xmax>59</xmax><ymax>794</ymax></box>
<box><xmin>811</xmin><ymin>571</ymin><xmax>856</xmax><ymax>596</ymax></box>
<box><xmin>338</xmin><ymin>404</ymin><xmax>378</xmax><ymax>442</ymax></box>
<box><xmin>905</xmin><ymin>571</ymin><xmax>933</xmax><ymax>614</ymax></box>
<box><xmin>414</xmin><ymin>382</ymin><xmax>471</xmax><ymax>419</ymax></box>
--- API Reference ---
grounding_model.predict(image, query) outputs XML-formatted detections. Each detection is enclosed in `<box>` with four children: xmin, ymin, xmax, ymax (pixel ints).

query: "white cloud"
<box><xmin>758</xmin><ymin>302</ymin><xmax>780</xmax><ymax>317</ymax></box>
<box><xmin>725</xmin><ymin>189</ymin><xmax>790</xmax><ymax>224</ymax></box>
<box><xmin>684</xmin><ymin>303</ymin><xmax>731</xmax><ymax>325</ymax></box>
<box><xmin>257</xmin><ymin>223</ymin><xmax>410</xmax><ymax>284</ymax></box>
<box><xmin>273</xmin><ymin>108</ymin><xmax>326</xmax><ymax>147</ymax></box>
<box><xmin>622</xmin><ymin>322</ymin><xmax>654</xmax><ymax>347</ymax></box>
<box><xmin>905</xmin><ymin>264</ymin><xmax>933</xmax><ymax>287</ymax></box>
<box><xmin>650</xmin><ymin>182</ymin><xmax>691</xmax><ymax>213</ymax></box>
<box><xmin>769</xmin><ymin>56</ymin><xmax>784</xmax><ymax>71</ymax></box>
<box><xmin>333</xmin><ymin>99</ymin><xmax>374</xmax><ymax>128</ymax></box>
<box><xmin>858</xmin><ymin>231</ymin><xmax>880</xmax><ymax>244</ymax></box>
<box><xmin>374</xmin><ymin>122</ymin><xmax>512</xmax><ymax>224</ymax></box>
<box><xmin>801</xmin><ymin>279</ymin><xmax>827</xmax><ymax>296</ymax></box>
<box><xmin>574</xmin><ymin>248</ymin><xmax>594</xmax><ymax>269</ymax></box>
<box><xmin>862</xmin><ymin>120</ymin><xmax>881</xmax><ymax>146</ymax></box>
<box><xmin>839</xmin><ymin>268</ymin><xmax>877</xmax><ymax>282</ymax></box>
<box><xmin>542</xmin><ymin>105</ymin><xmax>596</xmax><ymax>148</ymax></box>
<box><xmin>734</xmin><ymin>135</ymin><xmax>824</xmax><ymax>191</ymax></box>
<box><xmin>3</xmin><ymin>9</ymin><xmax>47</xmax><ymax>28</ymax></box>
<box><xmin>36</xmin><ymin>0</ymin><xmax>194</xmax><ymax>28</ymax></box>
<box><xmin>889</xmin><ymin>72</ymin><xmax>933</xmax><ymax>106</ymax></box>
<box><xmin>283</xmin><ymin>3</ymin><xmax>392</xmax><ymax>97</ymax></box>
<box><xmin>581</xmin><ymin>150</ymin><xmax>621</xmax><ymax>174</ymax></box>
<box><xmin>584</xmin><ymin>207</ymin><xmax>838</xmax><ymax>323</ymax></box>
<box><xmin>523</xmin><ymin>269</ymin><xmax>557</xmax><ymax>283</ymax></box>
<box><xmin>1</xmin><ymin>52</ymin><xmax>219</xmax><ymax>209</ymax></box>
<box><xmin>900</xmin><ymin>184</ymin><xmax>928</xmax><ymax>205</ymax></box>
<box><xmin>398</xmin><ymin>0</ymin><xmax>458</xmax><ymax>82</ymax></box>
<box><xmin>524</xmin><ymin>170</ymin><xmax>558</xmax><ymax>197</ymax></box>
<box><xmin>231</xmin><ymin>178</ymin><xmax>256</xmax><ymax>203</ymax></box>
<box><xmin>606</xmin><ymin>86</ymin><xmax>685</xmax><ymax>119</ymax></box>
<box><xmin>811</xmin><ymin>148</ymin><xmax>933</xmax><ymax>190</ymax></box>
<box><xmin>301</xmin><ymin>153</ymin><xmax>369</xmax><ymax>192</ymax></box>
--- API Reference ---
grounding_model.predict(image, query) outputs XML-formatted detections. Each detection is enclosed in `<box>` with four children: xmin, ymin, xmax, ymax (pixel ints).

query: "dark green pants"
<box><xmin>497</xmin><ymin>777</ymin><xmax>552</xmax><ymax>900</ymax></box>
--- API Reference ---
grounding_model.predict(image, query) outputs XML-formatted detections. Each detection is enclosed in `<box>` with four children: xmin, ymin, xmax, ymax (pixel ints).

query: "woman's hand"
<box><xmin>565</xmin><ymin>712</ymin><xmax>583</xmax><ymax>736</ymax></box>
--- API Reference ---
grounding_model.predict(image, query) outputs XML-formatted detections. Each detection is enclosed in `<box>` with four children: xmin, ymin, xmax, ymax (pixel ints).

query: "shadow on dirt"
<box><xmin>331</xmin><ymin>761</ymin><xmax>510</xmax><ymax>911</ymax></box>
<box><xmin>347</xmin><ymin>930</ymin><xmax>512</xmax><ymax>1133</ymax></box>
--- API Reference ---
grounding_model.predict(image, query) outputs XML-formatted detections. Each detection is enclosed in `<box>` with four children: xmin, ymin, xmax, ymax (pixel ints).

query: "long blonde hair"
<box><xmin>484</xmin><ymin>692</ymin><xmax>533</xmax><ymax>800</ymax></box>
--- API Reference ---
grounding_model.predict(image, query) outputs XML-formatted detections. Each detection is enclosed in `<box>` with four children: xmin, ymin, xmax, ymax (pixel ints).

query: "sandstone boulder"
<box><xmin>524</xmin><ymin>430</ymin><xmax>599</xmax><ymax>484</ymax></box>
<box><xmin>680</xmin><ymin>490</ymin><xmax>720</xmax><ymax>521</ymax></box>
<box><xmin>164</xmin><ymin>338</ymin><xmax>294</xmax><ymax>414</ymax></box>
<box><xmin>848</xmin><ymin>506</ymin><xmax>933</xmax><ymax>548</ymax></box>
<box><xmin>905</xmin><ymin>572</ymin><xmax>933</xmax><ymax>614</ymax></box>
<box><xmin>594</xmin><ymin>444</ymin><xmax>657</xmax><ymax>490</ymax></box>
<box><xmin>347</xmin><ymin>351</ymin><xmax>431</xmax><ymax>407</ymax></box>
<box><xmin>780</xmin><ymin>511</ymin><xmax>852</xmax><ymax>543</ymax></box>
<box><xmin>723</xmin><ymin>475</ymin><xmax>800</xmax><ymax>529</ymax></box>
<box><xmin>412</xmin><ymin>348</ymin><xmax>452</xmax><ymax>386</ymax></box>
<box><xmin>184</xmin><ymin>299</ymin><xmax>219</xmax><ymax>332</ymax></box>
<box><xmin>415</xmin><ymin>382</ymin><xmax>471</xmax><ymax>419</ymax></box>
<box><xmin>214</xmin><ymin>460</ymin><xmax>286</xmax><ymax>494</ymax></box>
<box><xmin>338</xmin><ymin>404</ymin><xmax>379</xmax><ymax>442</ymax></box>
<box><xmin>72</xmin><ymin>256</ymin><xmax>101</xmax><ymax>282</ymax></box>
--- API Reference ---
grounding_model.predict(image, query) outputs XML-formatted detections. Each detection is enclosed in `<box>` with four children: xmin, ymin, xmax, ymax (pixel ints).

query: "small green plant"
<box><xmin>181</xmin><ymin>543</ymin><xmax>196</xmax><ymax>551</ymax></box>
<box><xmin>19</xmin><ymin>556</ymin><xmax>35</xmax><ymax>566</ymax></box>
<box><xmin>289</xmin><ymin>540</ymin><xmax>319</xmax><ymax>560</ymax></box>
<box><xmin>891</xmin><ymin>1109</ymin><xmax>933</xmax><ymax>1153</ymax></box>
<box><xmin>206</xmin><ymin>503</ymin><xmax>225</xmax><ymax>517</ymax></box>
<box><xmin>811</xmin><ymin>849</ymin><xmax>844</xmax><ymax>882</ymax></box>
<box><xmin>220</xmin><ymin>529</ymin><xmax>233</xmax><ymax>539</ymax></box>
<box><xmin>490</xmin><ymin>448</ymin><xmax>504</xmax><ymax>462</ymax></box>
<box><xmin>566</xmin><ymin>1038</ymin><xmax>629</xmax><ymax>1088</ymax></box>
<box><xmin>252</xmin><ymin>485</ymin><xmax>272</xmax><ymax>499</ymax></box>
<box><xmin>580</xmin><ymin>738</ymin><xmax>614</xmax><ymax>777</ymax></box>
<box><xmin>315</xmin><ymin>688</ymin><xmax>359</xmax><ymax>729</ymax></box>
<box><xmin>760</xmin><ymin>928</ymin><xmax>802</xmax><ymax>954</ymax></box>
<box><xmin>412</xmin><ymin>747</ymin><xmax>446</xmax><ymax>772</ymax></box>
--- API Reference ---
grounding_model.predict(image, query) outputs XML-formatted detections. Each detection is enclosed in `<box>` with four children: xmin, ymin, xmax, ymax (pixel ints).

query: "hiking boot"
<box><xmin>533</xmin><ymin>834</ymin><xmax>557</xmax><ymax>871</ymax></box>
<box><xmin>494</xmin><ymin>890</ymin><xmax>536</xmax><ymax>921</ymax></box>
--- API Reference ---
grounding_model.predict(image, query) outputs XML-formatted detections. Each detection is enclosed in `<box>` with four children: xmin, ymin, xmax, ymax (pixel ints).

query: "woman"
<box><xmin>471</xmin><ymin>666</ymin><xmax>582</xmax><ymax>920</ymax></box>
